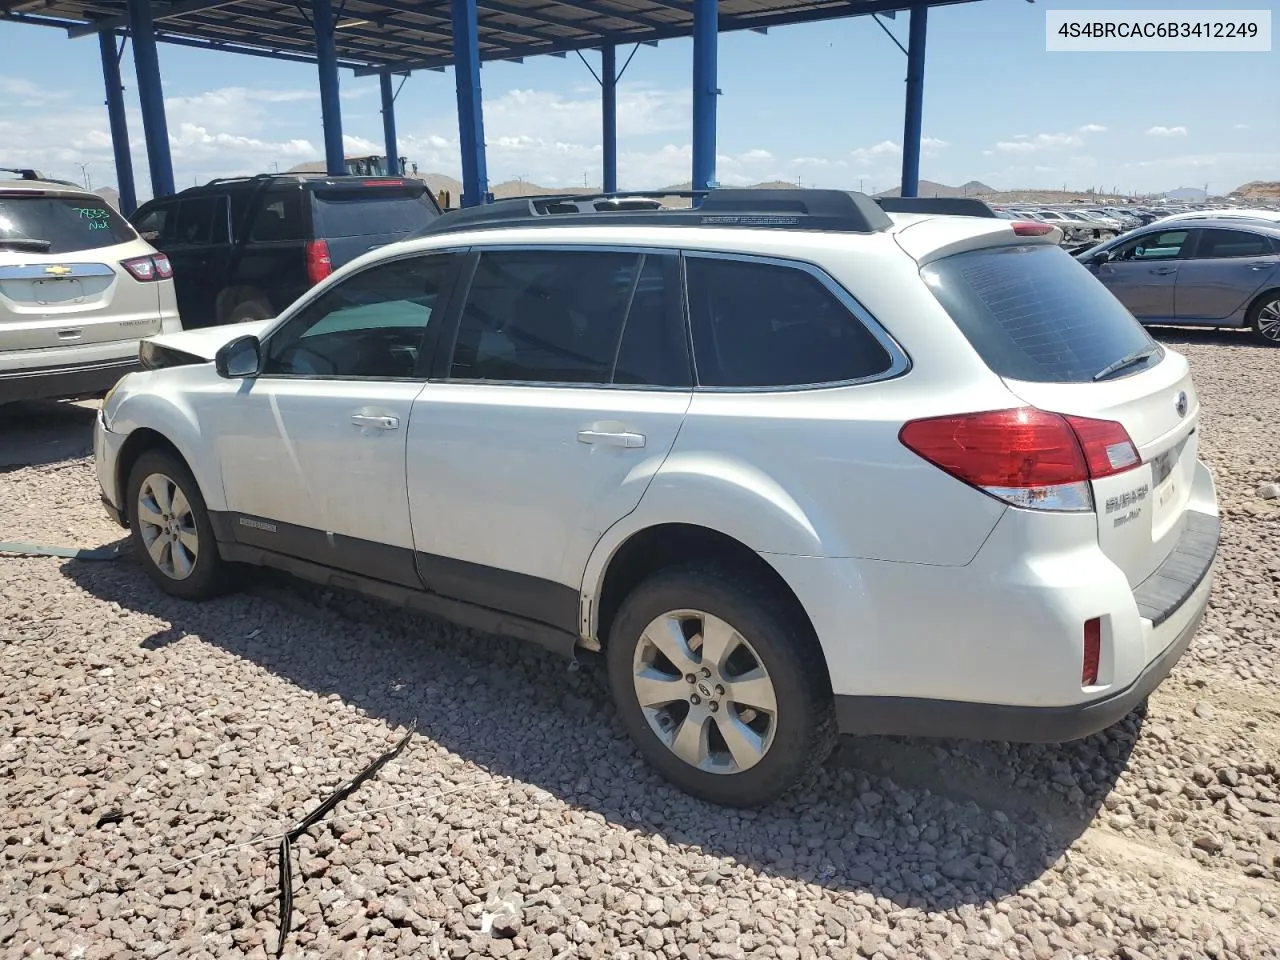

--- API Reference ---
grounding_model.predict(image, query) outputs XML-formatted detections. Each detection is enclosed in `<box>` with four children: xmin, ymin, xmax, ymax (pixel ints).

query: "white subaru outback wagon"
<box><xmin>94</xmin><ymin>190</ymin><xmax>1219</xmax><ymax>807</ymax></box>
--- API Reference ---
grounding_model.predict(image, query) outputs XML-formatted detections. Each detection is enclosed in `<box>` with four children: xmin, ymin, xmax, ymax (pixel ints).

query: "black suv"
<box><xmin>129</xmin><ymin>174</ymin><xmax>441</xmax><ymax>328</ymax></box>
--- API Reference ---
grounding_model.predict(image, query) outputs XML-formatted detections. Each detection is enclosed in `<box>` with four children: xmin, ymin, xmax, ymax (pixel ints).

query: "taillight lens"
<box><xmin>121</xmin><ymin>254</ymin><xmax>172</xmax><ymax>282</ymax></box>
<box><xmin>1012</xmin><ymin>221</ymin><xmax>1055</xmax><ymax>236</ymax></box>
<box><xmin>1082</xmin><ymin>617</ymin><xmax>1101</xmax><ymax>687</ymax></box>
<box><xmin>898</xmin><ymin>407</ymin><xmax>1141</xmax><ymax>512</ymax></box>
<box><xmin>306</xmin><ymin>240</ymin><xmax>332</xmax><ymax>285</ymax></box>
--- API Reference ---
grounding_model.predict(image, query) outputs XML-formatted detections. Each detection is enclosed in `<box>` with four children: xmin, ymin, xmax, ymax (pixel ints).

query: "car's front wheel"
<box><xmin>606</xmin><ymin>565</ymin><xmax>835</xmax><ymax>807</ymax></box>
<box><xmin>126</xmin><ymin>450</ymin><xmax>232</xmax><ymax>600</ymax></box>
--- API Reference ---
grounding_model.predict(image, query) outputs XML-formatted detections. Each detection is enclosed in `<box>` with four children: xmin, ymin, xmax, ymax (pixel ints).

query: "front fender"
<box><xmin>106</xmin><ymin>371</ymin><xmax>227</xmax><ymax>513</ymax></box>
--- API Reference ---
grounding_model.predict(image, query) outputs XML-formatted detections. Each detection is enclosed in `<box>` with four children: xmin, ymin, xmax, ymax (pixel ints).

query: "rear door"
<box><xmin>1174</xmin><ymin>227</ymin><xmax>1280</xmax><ymax>322</ymax></box>
<box><xmin>923</xmin><ymin>243</ymin><xmax>1201</xmax><ymax>592</ymax></box>
<box><xmin>405</xmin><ymin>247</ymin><xmax>691</xmax><ymax>632</ymax></box>
<box><xmin>310</xmin><ymin>180</ymin><xmax>440</xmax><ymax>270</ymax></box>
<box><xmin>0</xmin><ymin>191</ymin><xmax>164</xmax><ymax>350</ymax></box>
<box><xmin>1088</xmin><ymin>228</ymin><xmax>1193</xmax><ymax>321</ymax></box>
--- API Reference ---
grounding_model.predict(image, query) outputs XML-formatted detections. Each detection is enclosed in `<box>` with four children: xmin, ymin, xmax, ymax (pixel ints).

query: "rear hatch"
<box><xmin>0</xmin><ymin>192</ymin><xmax>165</xmax><ymax>350</ymax></box>
<box><xmin>922</xmin><ymin>242</ymin><xmax>1199</xmax><ymax>589</ymax></box>
<box><xmin>309</xmin><ymin>179</ymin><xmax>439</xmax><ymax>270</ymax></box>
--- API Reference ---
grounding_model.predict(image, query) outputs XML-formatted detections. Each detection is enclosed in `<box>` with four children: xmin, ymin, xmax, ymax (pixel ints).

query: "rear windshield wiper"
<box><xmin>0</xmin><ymin>236</ymin><xmax>53</xmax><ymax>253</ymax></box>
<box><xmin>1093</xmin><ymin>345</ymin><xmax>1159</xmax><ymax>382</ymax></box>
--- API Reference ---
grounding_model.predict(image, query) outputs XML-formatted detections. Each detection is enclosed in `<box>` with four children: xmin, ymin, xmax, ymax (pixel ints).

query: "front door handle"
<box><xmin>577</xmin><ymin>429</ymin><xmax>646</xmax><ymax>449</ymax></box>
<box><xmin>351</xmin><ymin>414</ymin><xmax>399</xmax><ymax>430</ymax></box>
<box><xmin>1149</xmin><ymin>267</ymin><xmax>1177</xmax><ymax>275</ymax></box>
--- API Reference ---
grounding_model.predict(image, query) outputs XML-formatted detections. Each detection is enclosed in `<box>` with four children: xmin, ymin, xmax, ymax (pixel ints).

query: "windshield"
<box><xmin>0</xmin><ymin>195</ymin><xmax>136</xmax><ymax>253</ymax></box>
<box><xmin>922</xmin><ymin>243</ymin><xmax>1161</xmax><ymax>384</ymax></box>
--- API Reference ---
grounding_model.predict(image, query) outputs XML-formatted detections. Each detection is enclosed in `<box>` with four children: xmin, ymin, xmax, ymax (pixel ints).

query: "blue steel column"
<box><xmin>452</xmin><ymin>0</ymin><xmax>489</xmax><ymax>206</ymax></box>
<box><xmin>126</xmin><ymin>0</ymin><xmax>175</xmax><ymax>198</ymax></box>
<box><xmin>691</xmin><ymin>0</ymin><xmax>718</xmax><ymax>195</ymax></box>
<box><xmin>900</xmin><ymin>2</ymin><xmax>928</xmax><ymax>198</ymax></box>
<box><xmin>313</xmin><ymin>0</ymin><xmax>346</xmax><ymax>176</ymax></box>
<box><xmin>380</xmin><ymin>72</ymin><xmax>399</xmax><ymax>176</ymax></box>
<box><xmin>98</xmin><ymin>30</ymin><xmax>137</xmax><ymax>215</ymax></box>
<box><xmin>601</xmin><ymin>45</ymin><xmax>617</xmax><ymax>193</ymax></box>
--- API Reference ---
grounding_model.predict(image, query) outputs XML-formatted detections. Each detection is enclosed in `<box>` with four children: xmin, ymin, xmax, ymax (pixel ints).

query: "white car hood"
<box><xmin>145</xmin><ymin>319</ymin><xmax>274</xmax><ymax>360</ymax></box>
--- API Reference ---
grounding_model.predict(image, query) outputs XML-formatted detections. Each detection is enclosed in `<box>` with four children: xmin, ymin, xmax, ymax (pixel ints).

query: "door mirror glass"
<box><xmin>215</xmin><ymin>335</ymin><xmax>262</xmax><ymax>379</ymax></box>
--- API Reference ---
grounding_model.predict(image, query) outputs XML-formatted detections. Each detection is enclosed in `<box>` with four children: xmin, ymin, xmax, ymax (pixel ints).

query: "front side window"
<box><xmin>449</xmin><ymin>249</ymin><xmax>686</xmax><ymax>386</ymax></box>
<box><xmin>685</xmin><ymin>256</ymin><xmax>894</xmax><ymax>388</ymax></box>
<box><xmin>1112</xmin><ymin>230</ymin><xmax>1191</xmax><ymax>262</ymax></box>
<box><xmin>173</xmin><ymin>196</ymin><xmax>218</xmax><ymax>245</ymax></box>
<box><xmin>132</xmin><ymin>202</ymin><xmax>175</xmax><ymax>244</ymax></box>
<box><xmin>250</xmin><ymin>190</ymin><xmax>305</xmax><ymax>242</ymax></box>
<box><xmin>262</xmin><ymin>254</ymin><xmax>454</xmax><ymax>378</ymax></box>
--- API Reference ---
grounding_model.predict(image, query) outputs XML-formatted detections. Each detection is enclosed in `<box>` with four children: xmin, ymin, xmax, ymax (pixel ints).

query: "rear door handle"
<box><xmin>350</xmin><ymin>414</ymin><xmax>399</xmax><ymax>430</ymax></box>
<box><xmin>577</xmin><ymin>429</ymin><xmax>646</xmax><ymax>449</ymax></box>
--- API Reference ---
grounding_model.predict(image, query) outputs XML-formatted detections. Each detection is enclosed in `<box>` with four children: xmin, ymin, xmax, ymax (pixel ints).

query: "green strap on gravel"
<box><xmin>0</xmin><ymin>541</ymin><xmax>122</xmax><ymax>561</ymax></box>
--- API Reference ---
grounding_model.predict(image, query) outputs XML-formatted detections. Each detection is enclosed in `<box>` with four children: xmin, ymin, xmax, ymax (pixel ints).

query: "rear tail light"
<box><xmin>306</xmin><ymin>239</ymin><xmax>332</xmax><ymax>285</ymax></box>
<box><xmin>898</xmin><ymin>407</ymin><xmax>1141</xmax><ymax>512</ymax></box>
<box><xmin>1012</xmin><ymin>221</ymin><xmax>1056</xmax><ymax>237</ymax></box>
<box><xmin>1082</xmin><ymin>618</ymin><xmax>1101</xmax><ymax>686</ymax></box>
<box><xmin>121</xmin><ymin>254</ymin><xmax>172</xmax><ymax>282</ymax></box>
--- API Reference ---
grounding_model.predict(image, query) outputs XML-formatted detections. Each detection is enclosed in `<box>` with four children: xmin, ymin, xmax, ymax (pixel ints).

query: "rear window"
<box><xmin>922</xmin><ymin>244</ymin><xmax>1160</xmax><ymax>384</ymax></box>
<box><xmin>0</xmin><ymin>195</ymin><xmax>136</xmax><ymax>253</ymax></box>
<box><xmin>311</xmin><ymin>185</ymin><xmax>438</xmax><ymax>239</ymax></box>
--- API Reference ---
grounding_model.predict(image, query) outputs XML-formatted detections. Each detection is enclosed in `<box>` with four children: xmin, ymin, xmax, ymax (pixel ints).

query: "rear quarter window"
<box><xmin>0</xmin><ymin>195</ymin><xmax>136</xmax><ymax>253</ymax></box>
<box><xmin>922</xmin><ymin>244</ymin><xmax>1161</xmax><ymax>384</ymax></box>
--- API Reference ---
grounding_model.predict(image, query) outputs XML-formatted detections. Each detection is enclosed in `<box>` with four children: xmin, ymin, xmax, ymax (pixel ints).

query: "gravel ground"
<box><xmin>2</xmin><ymin>329</ymin><xmax>1279</xmax><ymax>960</ymax></box>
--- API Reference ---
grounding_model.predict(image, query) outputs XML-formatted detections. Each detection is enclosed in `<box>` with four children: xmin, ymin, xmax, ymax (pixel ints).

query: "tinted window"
<box><xmin>613</xmin><ymin>256</ymin><xmax>689</xmax><ymax>387</ymax></box>
<box><xmin>250</xmin><ymin>190</ymin><xmax>305</xmax><ymax>242</ymax></box>
<box><xmin>173</xmin><ymin>196</ymin><xmax>218</xmax><ymax>244</ymax></box>
<box><xmin>133</xmin><ymin>202</ymin><xmax>175</xmax><ymax>243</ymax></box>
<box><xmin>685</xmin><ymin>257</ymin><xmax>893</xmax><ymax>388</ymax></box>
<box><xmin>1113</xmin><ymin>230</ymin><xmax>1190</xmax><ymax>261</ymax></box>
<box><xmin>1195</xmin><ymin>228</ymin><xmax>1273</xmax><ymax>259</ymax></box>
<box><xmin>263</xmin><ymin>254</ymin><xmax>453</xmax><ymax>378</ymax></box>
<box><xmin>923</xmin><ymin>244</ymin><xmax>1160</xmax><ymax>384</ymax></box>
<box><xmin>228</xmin><ymin>190</ymin><xmax>254</xmax><ymax>243</ymax></box>
<box><xmin>0</xmin><ymin>196</ymin><xmax>136</xmax><ymax>253</ymax></box>
<box><xmin>451</xmin><ymin>250</ymin><xmax>678</xmax><ymax>385</ymax></box>
<box><xmin>311</xmin><ymin>185</ymin><xmax>438</xmax><ymax>238</ymax></box>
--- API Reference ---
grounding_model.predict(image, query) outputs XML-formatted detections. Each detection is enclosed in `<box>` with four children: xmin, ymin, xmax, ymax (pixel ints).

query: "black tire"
<box><xmin>1247</xmin><ymin>290</ymin><xmax>1280</xmax><ymax>347</ymax></box>
<box><xmin>126</xmin><ymin>449</ymin><xmax>233</xmax><ymax>601</ymax></box>
<box><xmin>606</xmin><ymin>564</ymin><xmax>836</xmax><ymax>808</ymax></box>
<box><xmin>226</xmin><ymin>298</ymin><xmax>273</xmax><ymax>324</ymax></box>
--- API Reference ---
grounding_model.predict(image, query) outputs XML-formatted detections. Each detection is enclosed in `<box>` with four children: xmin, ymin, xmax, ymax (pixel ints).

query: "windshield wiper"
<box><xmin>1093</xmin><ymin>345</ymin><xmax>1158</xmax><ymax>382</ymax></box>
<box><xmin>0</xmin><ymin>237</ymin><xmax>53</xmax><ymax>253</ymax></box>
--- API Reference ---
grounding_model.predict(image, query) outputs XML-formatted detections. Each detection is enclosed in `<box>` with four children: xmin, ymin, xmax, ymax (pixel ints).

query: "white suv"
<box><xmin>1</xmin><ymin>175</ymin><xmax>181</xmax><ymax>403</ymax></box>
<box><xmin>93</xmin><ymin>190</ymin><xmax>1219</xmax><ymax>807</ymax></box>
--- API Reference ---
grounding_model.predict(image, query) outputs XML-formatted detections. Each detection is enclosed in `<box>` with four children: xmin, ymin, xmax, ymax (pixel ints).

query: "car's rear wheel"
<box><xmin>606</xmin><ymin>565</ymin><xmax>835</xmax><ymax>807</ymax></box>
<box><xmin>126</xmin><ymin>450</ymin><xmax>231</xmax><ymax>600</ymax></box>
<box><xmin>1248</xmin><ymin>292</ymin><xmax>1280</xmax><ymax>346</ymax></box>
<box><xmin>227</xmin><ymin>298</ymin><xmax>272</xmax><ymax>324</ymax></box>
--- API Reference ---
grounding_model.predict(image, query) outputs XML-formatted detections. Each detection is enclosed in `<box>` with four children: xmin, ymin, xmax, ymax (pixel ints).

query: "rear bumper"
<box><xmin>0</xmin><ymin>358</ymin><xmax>138</xmax><ymax>404</ymax></box>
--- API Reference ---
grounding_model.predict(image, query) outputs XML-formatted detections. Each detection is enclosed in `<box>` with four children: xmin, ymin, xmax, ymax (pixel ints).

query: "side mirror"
<box><xmin>215</xmin><ymin>335</ymin><xmax>262</xmax><ymax>379</ymax></box>
<box><xmin>1087</xmin><ymin>250</ymin><xmax>1112</xmax><ymax>267</ymax></box>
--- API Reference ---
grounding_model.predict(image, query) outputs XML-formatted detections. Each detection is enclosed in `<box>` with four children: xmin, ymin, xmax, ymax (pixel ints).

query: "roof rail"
<box><xmin>0</xmin><ymin>167</ymin><xmax>83</xmax><ymax>189</ymax></box>
<box><xmin>417</xmin><ymin>188</ymin><xmax>894</xmax><ymax>237</ymax></box>
<box><xmin>876</xmin><ymin>197</ymin><xmax>999</xmax><ymax>218</ymax></box>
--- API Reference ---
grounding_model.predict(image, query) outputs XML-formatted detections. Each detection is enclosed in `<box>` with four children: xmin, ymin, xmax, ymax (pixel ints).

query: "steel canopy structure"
<box><xmin>2</xmin><ymin>0</ymin><xmax>982</xmax><ymax>213</ymax></box>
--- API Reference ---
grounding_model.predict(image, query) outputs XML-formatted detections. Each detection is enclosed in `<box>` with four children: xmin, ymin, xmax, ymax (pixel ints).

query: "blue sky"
<box><xmin>1</xmin><ymin>0</ymin><xmax>1275</xmax><ymax>201</ymax></box>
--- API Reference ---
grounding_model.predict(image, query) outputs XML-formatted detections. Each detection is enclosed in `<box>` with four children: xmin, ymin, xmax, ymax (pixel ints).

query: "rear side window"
<box><xmin>250</xmin><ymin>190</ymin><xmax>305</xmax><ymax>242</ymax></box>
<box><xmin>923</xmin><ymin>244</ymin><xmax>1160</xmax><ymax>384</ymax></box>
<box><xmin>1194</xmin><ymin>228</ymin><xmax>1275</xmax><ymax>259</ymax></box>
<box><xmin>685</xmin><ymin>256</ymin><xmax>894</xmax><ymax>388</ymax></box>
<box><xmin>0</xmin><ymin>196</ymin><xmax>136</xmax><ymax>253</ymax></box>
<box><xmin>311</xmin><ymin>185</ymin><xmax>438</xmax><ymax>239</ymax></box>
<box><xmin>449</xmin><ymin>249</ymin><xmax>687</xmax><ymax>386</ymax></box>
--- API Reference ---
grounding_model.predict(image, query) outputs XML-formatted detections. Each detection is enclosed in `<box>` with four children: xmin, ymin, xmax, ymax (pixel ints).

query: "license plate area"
<box><xmin>1150</xmin><ymin>430</ymin><xmax>1192</xmax><ymax>530</ymax></box>
<box><xmin>31</xmin><ymin>279</ymin><xmax>85</xmax><ymax>305</ymax></box>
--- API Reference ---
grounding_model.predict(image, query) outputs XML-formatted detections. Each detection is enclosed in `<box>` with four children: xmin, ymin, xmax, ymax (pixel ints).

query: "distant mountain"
<box><xmin>875</xmin><ymin>180</ymin><xmax>995</xmax><ymax>198</ymax></box>
<box><xmin>94</xmin><ymin>187</ymin><xmax>120</xmax><ymax>210</ymax></box>
<box><xmin>1163</xmin><ymin>186</ymin><xmax>1208</xmax><ymax>201</ymax></box>
<box><xmin>1232</xmin><ymin>181</ymin><xmax>1280</xmax><ymax>199</ymax></box>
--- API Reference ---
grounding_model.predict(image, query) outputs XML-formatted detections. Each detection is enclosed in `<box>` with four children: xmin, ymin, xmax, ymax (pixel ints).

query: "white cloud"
<box><xmin>1078</xmin><ymin>124</ymin><xmax>1108</xmax><ymax>134</ymax></box>
<box><xmin>1234</xmin><ymin>123</ymin><xmax>1250</xmax><ymax>130</ymax></box>
<box><xmin>0</xmin><ymin>76</ymin><xmax>70</xmax><ymax>105</ymax></box>
<box><xmin>995</xmin><ymin>132</ymin><xmax>1084</xmax><ymax>153</ymax></box>
<box><xmin>1146</xmin><ymin>125</ymin><xmax>1188</xmax><ymax>137</ymax></box>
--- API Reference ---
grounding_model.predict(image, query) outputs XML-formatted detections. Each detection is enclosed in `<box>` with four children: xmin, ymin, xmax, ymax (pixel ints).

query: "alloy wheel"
<box><xmin>135</xmin><ymin>472</ymin><xmax>199</xmax><ymax>580</ymax></box>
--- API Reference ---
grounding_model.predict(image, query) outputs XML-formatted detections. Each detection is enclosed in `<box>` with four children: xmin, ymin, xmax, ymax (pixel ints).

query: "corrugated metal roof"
<box><xmin>1</xmin><ymin>0</ymin><xmax>979</xmax><ymax>73</ymax></box>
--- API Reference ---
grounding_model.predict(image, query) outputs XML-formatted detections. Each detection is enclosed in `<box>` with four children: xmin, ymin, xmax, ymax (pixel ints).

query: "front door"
<box><xmin>1091</xmin><ymin>228</ymin><xmax>1194</xmax><ymax>322</ymax></box>
<box><xmin>406</xmin><ymin>247</ymin><xmax>693</xmax><ymax>633</ymax></box>
<box><xmin>207</xmin><ymin>251</ymin><xmax>460</xmax><ymax>585</ymax></box>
